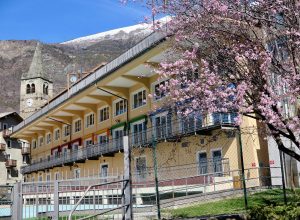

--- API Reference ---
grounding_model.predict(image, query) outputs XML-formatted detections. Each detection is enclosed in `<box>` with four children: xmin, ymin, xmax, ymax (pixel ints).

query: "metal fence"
<box><xmin>12</xmin><ymin>164</ymin><xmax>289</xmax><ymax>220</ymax></box>
<box><xmin>0</xmin><ymin>185</ymin><xmax>13</xmax><ymax>218</ymax></box>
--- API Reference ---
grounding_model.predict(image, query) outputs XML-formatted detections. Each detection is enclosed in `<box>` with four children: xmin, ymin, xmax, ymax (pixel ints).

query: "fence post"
<box><xmin>123</xmin><ymin>136</ymin><xmax>133</xmax><ymax>220</ymax></box>
<box><xmin>238</xmin><ymin>127</ymin><xmax>248</xmax><ymax>209</ymax></box>
<box><xmin>53</xmin><ymin>181</ymin><xmax>59</xmax><ymax>220</ymax></box>
<box><xmin>152</xmin><ymin>135</ymin><xmax>161</xmax><ymax>220</ymax></box>
<box><xmin>279</xmin><ymin>151</ymin><xmax>287</xmax><ymax>204</ymax></box>
<box><xmin>12</xmin><ymin>182</ymin><xmax>22</xmax><ymax>220</ymax></box>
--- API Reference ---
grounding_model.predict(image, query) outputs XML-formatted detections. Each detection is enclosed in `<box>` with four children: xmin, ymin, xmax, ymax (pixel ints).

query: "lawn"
<box><xmin>168</xmin><ymin>189</ymin><xmax>300</xmax><ymax>218</ymax></box>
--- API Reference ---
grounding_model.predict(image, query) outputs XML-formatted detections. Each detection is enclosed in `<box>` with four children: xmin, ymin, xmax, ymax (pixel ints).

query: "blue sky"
<box><xmin>0</xmin><ymin>0</ymin><xmax>150</xmax><ymax>43</ymax></box>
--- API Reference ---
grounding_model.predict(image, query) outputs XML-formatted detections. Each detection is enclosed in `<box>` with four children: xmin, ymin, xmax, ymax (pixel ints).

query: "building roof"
<box><xmin>0</xmin><ymin>112</ymin><xmax>14</xmax><ymax>119</ymax></box>
<box><xmin>21</xmin><ymin>42</ymin><xmax>51</xmax><ymax>81</ymax></box>
<box><xmin>0</xmin><ymin>112</ymin><xmax>23</xmax><ymax>121</ymax></box>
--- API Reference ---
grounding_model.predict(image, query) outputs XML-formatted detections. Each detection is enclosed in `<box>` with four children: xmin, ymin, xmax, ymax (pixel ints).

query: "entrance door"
<box><xmin>198</xmin><ymin>152</ymin><xmax>207</xmax><ymax>174</ymax></box>
<box><xmin>100</xmin><ymin>164</ymin><xmax>108</xmax><ymax>182</ymax></box>
<box><xmin>212</xmin><ymin>150</ymin><xmax>222</xmax><ymax>174</ymax></box>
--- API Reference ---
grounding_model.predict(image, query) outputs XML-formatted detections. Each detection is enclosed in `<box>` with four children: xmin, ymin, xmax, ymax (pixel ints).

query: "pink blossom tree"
<box><xmin>127</xmin><ymin>0</ymin><xmax>300</xmax><ymax>161</ymax></box>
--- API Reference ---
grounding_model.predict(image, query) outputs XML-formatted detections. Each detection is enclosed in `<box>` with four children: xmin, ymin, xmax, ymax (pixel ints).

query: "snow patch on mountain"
<box><xmin>62</xmin><ymin>17</ymin><xmax>170</xmax><ymax>46</ymax></box>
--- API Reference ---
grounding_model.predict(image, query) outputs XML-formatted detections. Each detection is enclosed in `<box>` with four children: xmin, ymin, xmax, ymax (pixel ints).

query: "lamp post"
<box><xmin>97</xmin><ymin>87</ymin><xmax>133</xmax><ymax>219</ymax></box>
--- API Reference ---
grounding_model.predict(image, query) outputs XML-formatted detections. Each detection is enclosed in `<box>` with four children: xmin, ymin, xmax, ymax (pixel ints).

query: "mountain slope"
<box><xmin>0</xmin><ymin>23</ymin><xmax>154</xmax><ymax>113</ymax></box>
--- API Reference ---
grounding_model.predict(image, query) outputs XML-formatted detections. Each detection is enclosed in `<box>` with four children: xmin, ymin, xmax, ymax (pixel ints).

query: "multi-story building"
<box><xmin>0</xmin><ymin>112</ymin><xmax>25</xmax><ymax>184</ymax></box>
<box><xmin>11</xmin><ymin>32</ymin><xmax>269</xmax><ymax>190</ymax></box>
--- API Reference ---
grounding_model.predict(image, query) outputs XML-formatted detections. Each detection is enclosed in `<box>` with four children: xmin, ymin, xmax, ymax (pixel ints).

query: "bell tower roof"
<box><xmin>21</xmin><ymin>42</ymin><xmax>52</xmax><ymax>82</ymax></box>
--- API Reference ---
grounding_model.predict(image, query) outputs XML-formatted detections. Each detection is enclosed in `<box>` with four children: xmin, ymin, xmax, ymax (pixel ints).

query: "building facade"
<box><xmin>12</xmin><ymin>32</ymin><xmax>269</xmax><ymax>191</ymax></box>
<box><xmin>20</xmin><ymin>42</ymin><xmax>53</xmax><ymax>119</ymax></box>
<box><xmin>0</xmin><ymin>112</ymin><xmax>25</xmax><ymax>185</ymax></box>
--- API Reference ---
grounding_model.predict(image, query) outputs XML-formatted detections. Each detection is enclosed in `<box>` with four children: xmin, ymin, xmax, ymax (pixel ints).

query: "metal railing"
<box><xmin>68</xmin><ymin>179</ymin><xmax>129</xmax><ymax>220</ymax></box>
<box><xmin>5</xmin><ymin>159</ymin><xmax>17</xmax><ymax>167</ymax></box>
<box><xmin>20</xmin><ymin>112</ymin><xmax>236</xmax><ymax>174</ymax></box>
<box><xmin>13</xmin><ymin>166</ymin><xmax>284</xmax><ymax>220</ymax></box>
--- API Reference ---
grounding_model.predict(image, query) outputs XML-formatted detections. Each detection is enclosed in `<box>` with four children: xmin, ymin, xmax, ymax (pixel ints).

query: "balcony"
<box><xmin>21</xmin><ymin>147</ymin><xmax>31</xmax><ymax>155</ymax></box>
<box><xmin>2</xmin><ymin>129</ymin><xmax>12</xmax><ymax>138</ymax></box>
<box><xmin>0</xmin><ymin>143</ymin><xmax>6</xmax><ymax>151</ymax></box>
<box><xmin>20</xmin><ymin>113</ymin><xmax>236</xmax><ymax>174</ymax></box>
<box><xmin>5</xmin><ymin>159</ymin><xmax>17</xmax><ymax>168</ymax></box>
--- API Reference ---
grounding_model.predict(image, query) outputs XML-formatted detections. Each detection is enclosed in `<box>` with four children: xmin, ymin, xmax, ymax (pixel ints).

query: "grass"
<box><xmin>168</xmin><ymin>188</ymin><xmax>300</xmax><ymax>218</ymax></box>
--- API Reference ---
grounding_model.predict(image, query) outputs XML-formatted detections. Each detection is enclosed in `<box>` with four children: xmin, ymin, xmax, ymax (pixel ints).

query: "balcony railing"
<box><xmin>21</xmin><ymin>147</ymin><xmax>31</xmax><ymax>155</ymax></box>
<box><xmin>20</xmin><ymin>112</ymin><xmax>236</xmax><ymax>174</ymax></box>
<box><xmin>0</xmin><ymin>143</ymin><xmax>6</xmax><ymax>151</ymax></box>
<box><xmin>5</xmin><ymin>159</ymin><xmax>17</xmax><ymax>168</ymax></box>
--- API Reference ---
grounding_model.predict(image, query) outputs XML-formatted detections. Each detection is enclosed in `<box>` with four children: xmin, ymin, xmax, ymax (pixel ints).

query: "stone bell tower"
<box><xmin>20</xmin><ymin>42</ymin><xmax>53</xmax><ymax>119</ymax></box>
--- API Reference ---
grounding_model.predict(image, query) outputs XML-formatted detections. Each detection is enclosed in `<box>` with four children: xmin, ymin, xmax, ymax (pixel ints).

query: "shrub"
<box><xmin>247</xmin><ymin>204</ymin><xmax>300</xmax><ymax>220</ymax></box>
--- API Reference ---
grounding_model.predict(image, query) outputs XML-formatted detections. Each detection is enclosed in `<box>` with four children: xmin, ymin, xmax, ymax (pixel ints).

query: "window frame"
<box><xmin>86</xmin><ymin>113</ymin><xmax>95</xmax><ymax>128</ymax></box>
<box><xmin>54</xmin><ymin>129</ymin><xmax>60</xmax><ymax>141</ymax></box>
<box><xmin>99</xmin><ymin>106</ymin><xmax>110</xmax><ymax>122</ymax></box>
<box><xmin>113</xmin><ymin>98</ymin><xmax>127</xmax><ymax>117</ymax></box>
<box><xmin>152</xmin><ymin>79</ymin><xmax>169</xmax><ymax>101</ymax></box>
<box><xmin>74</xmin><ymin>119</ymin><xmax>82</xmax><ymax>133</ymax></box>
<box><xmin>132</xmin><ymin>88</ymin><xmax>147</xmax><ymax>109</ymax></box>
<box><xmin>63</xmin><ymin>125</ymin><xmax>71</xmax><ymax>137</ymax></box>
<box><xmin>46</xmin><ymin>133</ymin><xmax>51</xmax><ymax>145</ymax></box>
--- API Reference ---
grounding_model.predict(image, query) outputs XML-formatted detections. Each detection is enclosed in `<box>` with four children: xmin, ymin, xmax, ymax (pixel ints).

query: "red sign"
<box><xmin>269</xmin><ymin>160</ymin><xmax>275</xmax><ymax>165</ymax></box>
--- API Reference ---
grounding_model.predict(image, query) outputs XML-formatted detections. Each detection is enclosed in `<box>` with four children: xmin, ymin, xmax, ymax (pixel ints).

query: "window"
<box><xmin>154</xmin><ymin>113</ymin><xmax>172</xmax><ymax>139</ymax></box>
<box><xmin>32</xmin><ymin>140</ymin><xmax>37</xmax><ymax>149</ymax></box>
<box><xmin>7</xmin><ymin>140</ymin><xmax>11</xmax><ymax>148</ymax></box>
<box><xmin>135</xmin><ymin>157</ymin><xmax>147</xmax><ymax>181</ymax></box>
<box><xmin>85</xmin><ymin>139</ymin><xmax>93</xmax><ymax>147</ymax></box>
<box><xmin>26</xmin><ymin>84</ymin><xmax>31</xmax><ymax>94</ymax></box>
<box><xmin>181</xmin><ymin>69</ymin><xmax>199</xmax><ymax>88</ymax></box>
<box><xmin>132</xmin><ymin>89</ymin><xmax>146</xmax><ymax>109</ymax></box>
<box><xmin>99</xmin><ymin>107</ymin><xmax>109</xmax><ymax>122</ymax></box>
<box><xmin>100</xmin><ymin>164</ymin><xmax>109</xmax><ymax>179</ymax></box>
<box><xmin>198</xmin><ymin>152</ymin><xmax>208</xmax><ymax>174</ymax></box>
<box><xmin>31</xmin><ymin>84</ymin><xmax>35</xmax><ymax>93</ymax></box>
<box><xmin>61</xmin><ymin>147</ymin><xmax>68</xmax><ymax>157</ymax></box>
<box><xmin>153</xmin><ymin>80</ymin><xmax>168</xmax><ymax>101</ymax></box>
<box><xmin>86</xmin><ymin>113</ymin><xmax>95</xmax><ymax>128</ymax></box>
<box><xmin>74</xmin><ymin>169</ymin><xmax>80</xmax><ymax>179</ymax></box>
<box><xmin>131</xmin><ymin>120</ymin><xmax>147</xmax><ymax>146</ymax></box>
<box><xmin>39</xmin><ymin>137</ymin><xmax>44</xmax><ymax>147</ymax></box>
<box><xmin>46</xmin><ymin>174</ymin><xmax>51</xmax><ymax>182</ymax></box>
<box><xmin>212</xmin><ymin>150</ymin><xmax>222</xmax><ymax>174</ymax></box>
<box><xmin>53</xmin><ymin>149</ymin><xmax>59</xmax><ymax>159</ymax></box>
<box><xmin>54</xmin><ymin>129</ymin><xmax>60</xmax><ymax>141</ymax></box>
<box><xmin>98</xmin><ymin>134</ymin><xmax>109</xmax><ymax>147</ymax></box>
<box><xmin>114</xmin><ymin>99</ymin><xmax>127</xmax><ymax>116</ymax></box>
<box><xmin>23</xmin><ymin>155</ymin><xmax>29</xmax><ymax>164</ymax></box>
<box><xmin>3</xmin><ymin>123</ymin><xmax>8</xmax><ymax>130</ymax></box>
<box><xmin>64</xmin><ymin>125</ymin><xmax>71</xmax><ymax>136</ymax></box>
<box><xmin>43</xmin><ymin>83</ymin><xmax>48</xmax><ymax>95</ymax></box>
<box><xmin>113</xmin><ymin>128</ymin><xmax>124</xmax><ymax>149</ymax></box>
<box><xmin>181</xmin><ymin>113</ymin><xmax>202</xmax><ymax>133</ymax></box>
<box><xmin>46</xmin><ymin>133</ymin><xmax>51</xmax><ymax>144</ymax></box>
<box><xmin>7</xmin><ymin>169</ymin><xmax>11</xmax><ymax>179</ymax></box>
<box><xmin>74</xmin><ymin>120</ymin><xmax>81</xmax><ymax>132</ymax></box>
<box><xmin>55</xmin><ymin>172</ymin><xmax>60</xmax><ymax>180</ymax></box>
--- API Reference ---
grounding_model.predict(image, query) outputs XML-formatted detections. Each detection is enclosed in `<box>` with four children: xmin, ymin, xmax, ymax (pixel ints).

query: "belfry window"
<box><xmin>26</xmin><ymin>84</ymin><xmax>31</xmax><ymax>94</ymax></box>
<box><xmin>31</xmin><ymin>84</ymin><xmax>35</xmax><ymax>93</ymax></box>
<box><xmin>43</xmin><ymin>83</ymin><xmax>48</xmax><ymax>95</ymax></box>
